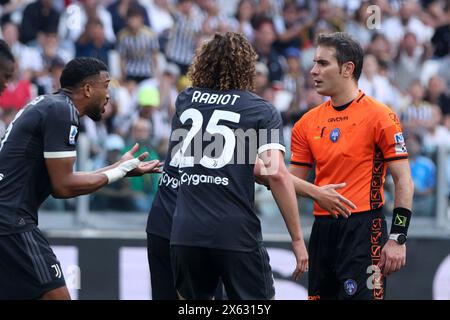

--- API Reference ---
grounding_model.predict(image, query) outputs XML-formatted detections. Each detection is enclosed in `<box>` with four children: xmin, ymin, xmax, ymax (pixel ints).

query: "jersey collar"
<box><xmin>330</xmin><ymin>90</ymin><xmax>365</xmax><ymax>112</ymax></box>
<box><xmin>58</xmin><ymin>90</ymin><xmax>80</xmax><ymax>117</ymax></box>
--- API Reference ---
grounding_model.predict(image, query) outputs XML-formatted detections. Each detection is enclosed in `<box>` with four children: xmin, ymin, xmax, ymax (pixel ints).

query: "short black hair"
<box><xmin>60</xmin><ymin>57</ymin><xmax>108</xmax><ymax>89</ymax></box>
<box><xmin>317</xmin><ymin>32</ymin><xmax>364</xmax><ymax>81</ymax></box>
<box><xmin>0</xmin><ymin>39</ymin><xmax>15</xmax><ymax>63</ymax></box>
<box><xmin>126</xmin><ymin>5</ymin><xmax>144</xmax><ymax>18</ymax></box>
<box><xmin>251</xmin><ymin>15</ymin><xmax>274</xmax><ymax>31</ymax></box>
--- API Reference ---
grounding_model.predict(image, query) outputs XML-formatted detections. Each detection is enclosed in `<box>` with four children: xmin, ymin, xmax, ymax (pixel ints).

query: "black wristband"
<box><xmin>390</xmin><ymin>207</ymin><xmax>412</xmax><ymax>236</ymax></box>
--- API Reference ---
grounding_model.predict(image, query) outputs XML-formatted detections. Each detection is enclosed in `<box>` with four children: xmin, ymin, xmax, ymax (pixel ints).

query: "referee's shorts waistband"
<box><xmin>313</xmin><ymin>207</ymin><xmax>384</xmax><ymax>220</ymax></box>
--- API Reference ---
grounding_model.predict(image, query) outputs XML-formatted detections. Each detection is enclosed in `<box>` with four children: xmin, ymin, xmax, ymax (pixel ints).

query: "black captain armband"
<box><xmin>390</xmin><ymin>207</ymin><xmax>412</xmax><ymax>236</ymax></box>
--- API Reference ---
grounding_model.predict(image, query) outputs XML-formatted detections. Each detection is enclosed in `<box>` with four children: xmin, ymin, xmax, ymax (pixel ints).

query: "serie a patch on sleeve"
<box><xmin>68</xmin><ymin>125</ymin><xmax>78</xmax><ymax>146</ymax></box>
<box><xmin>394</xmin><ymin>132</ymin><xmax>407</xmax><ymax>154</ymax></box>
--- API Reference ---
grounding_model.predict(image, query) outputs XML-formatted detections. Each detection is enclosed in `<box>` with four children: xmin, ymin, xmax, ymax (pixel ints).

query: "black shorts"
<box><xmin>147</xmin><ymin>233</ymin><xmax>178</xmax><ymax>300</ymax></box>
<box><xmin>171</xmin><ymin>245</ymin><xmax>275</xmax><ymax>300</ymax></box>
<box><xmin>308</xmin><ymin>210</ymin><xmax>388</xmax><ymax>300</ymax></box>
<box><xmin>0</xmin><ymin>228</ymin><xmax>66</xmax><ymax>300</ymax></box>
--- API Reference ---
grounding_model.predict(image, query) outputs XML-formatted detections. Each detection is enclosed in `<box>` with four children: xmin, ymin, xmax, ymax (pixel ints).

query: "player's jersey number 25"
<box><xmin>170</xmin><ymin>109</ymin><xmax>240</xmax><ymax>169</ymax></box>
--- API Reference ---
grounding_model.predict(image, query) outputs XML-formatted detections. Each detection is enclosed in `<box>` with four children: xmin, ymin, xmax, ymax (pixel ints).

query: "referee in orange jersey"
<box><xmin>290</xmin><ymin>33</ymin><xmax>414</xmax><ymax>300</ymax></box>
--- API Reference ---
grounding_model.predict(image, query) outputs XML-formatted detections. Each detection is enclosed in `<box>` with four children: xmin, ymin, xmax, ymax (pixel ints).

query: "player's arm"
<box><xmin>256</xmin><ymin>161</ymin><xmax>356</xmax><ymax>218</ymax></box>
<box><xmin>45</xmin><ymin>144</ymin><xmax>161</xmax><ymax>199</ymax></box>
<box><xmin>287</xmin><ymin>115</ymin><xmax>355</xmax><ymax>217</ymax></box>
<box><xmin>379</xmin><ymin>160</ymin><xmax>414</xmax><ymax>276</ymax></box>
<box><xmin>258</xmin><ymin>149</ymin><xmax>308</xmax><ymax>280</ymax></box>
<box><xmin>290</xmin><ymin>165</ymin><xmax>355</xmax><ymax>218</ymax></box>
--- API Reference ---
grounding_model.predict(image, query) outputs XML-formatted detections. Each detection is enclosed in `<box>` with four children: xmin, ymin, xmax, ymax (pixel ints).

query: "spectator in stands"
<box><xmin>1</xmin><ymin>20</ymin><xmax>43</xmax><ymax>78</ymax></box>
<box><xmin>366</xmin><ymin>33</ymin><xmax>393</xmax><ymax>63</ymax></box>
<box><xmin>345</xmin><ymin>1</ymin><xmax>374</xmax><ymax>49</ymax></box>
<box><xmin>254</xmin><ymin>62</ymin><xmax>270</xmax><ymax>97</ymax></box>
<box><xmin>36</xmin><ymin>56</ymin><xmax>65</xmax><ymax>94</ymax></box>
<box><xmin>359</xmin><ymin>53</ymin><xmax>397</xmax><ymax>108</ymax></box>
<box><xmin>424</xmin><ymin>75</ymin><xmax>450</xmax><ymax>117</ymax></box>
<box><xmin>19</xmin><ymin>0</ymin><xmax>60</xmax><ymax>45</ymax></box>
<box><xmin>122</xmin><ymin>118</ymin><xmax>159</xmax><ymax>212</ymax></box>
<box><xmin>381</xmin><ymin>0</ymin><xmax>434</xmax><ymax>46</ymax></box>
<box><xmin>117</xmin><ymin>6</ymin><xmax>160</xmax><ymax>83</ymax></box>
<box><xmin>422</xmin><ymin>105</ymin><xmax>450</xmax><ymax>154</ymax></box>
<box><xmin>400</xmin><ymin>80</ymin><xmax>435</xmax><ymax>136</ymax></box>
<box><xmin>252</xmin><ymin>15</ymin><xmax>284</xmax><ymax>82</ymax></box>
<box><xmin>0</xmin><ymin>61</ymin><xmax>35</xmax><ymax>111</ymax></box>
<box><xmin>165</xmin><ymin>0</ymin><xmax>202</xmax><ymax>75</ymax></box>
<box><xmin>76</xmin><ymin>18</ymin><xmax>113</xmax><ymax>67</ymax></box>
<box><xmin>200</xmin><ymin>0</ymin><xmax>230</xmax><ymax>39</ymax></box>
<box><xmin>229</xmin><ymin>0</ymin><xmax>255</xmax><ymax>42</ymax></box>
<box><xmin>394</xmin><ymin>32</ymin><xmax>432</xmax><ymax>92</ymax></box>
<box><xmin>107</xmin><ymin>0</ymin><xmax>150</xmax><ymax>36</ymax></box>
<box><xmin>58</xmin><ymin>0</ymin><xmax>116</xmax><ymax>46</ymax></box>
<box><xmin>273</xmin><ymin>1</ymin><xmax>303</xmax><ymax>55</ymax></box>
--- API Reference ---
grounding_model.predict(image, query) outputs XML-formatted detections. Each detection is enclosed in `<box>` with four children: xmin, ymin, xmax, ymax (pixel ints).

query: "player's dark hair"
<box><xmin>317</xmin><ymin>32</ymin><xmax>364</xmax><ymax>81</ymax></box>
<box><xmin>60</xmin><ymin>57</ymin><xmax>108</xmax><ymax>89</ymax></box>
<box><xmin>188</xmin><ymin>32</ymin><xmax>257</xmax><ymax>91</ymax></box>
<box><xmin>0</xmin><ymin>39</ymin><xmax>15</xmax><ymax>63</ymax></box>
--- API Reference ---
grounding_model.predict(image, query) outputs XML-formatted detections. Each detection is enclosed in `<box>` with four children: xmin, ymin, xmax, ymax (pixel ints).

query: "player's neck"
<box><xmin>330</xmin><ymin>84</ymin><xmax>359</xmax><ymax>107</ymax></box>
<box><xmin>61</xmin><ymin>89</ymin><xmax>85</xmax><ymax>115</ymax></box>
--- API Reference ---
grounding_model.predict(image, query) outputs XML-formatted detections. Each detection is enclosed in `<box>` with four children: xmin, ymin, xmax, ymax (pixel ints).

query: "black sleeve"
<box><xmin>257</xmin><ymin>103</ymin><xmax>285</xmax><ymax>154</ymax></box>
<box><xmin>42</xmin><ymin>101</ymin><xmax>78</xmax><ymax>158</ymax></box>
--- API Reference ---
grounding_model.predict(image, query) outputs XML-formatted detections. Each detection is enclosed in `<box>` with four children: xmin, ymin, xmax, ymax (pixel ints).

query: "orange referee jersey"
<box><xmin>291</xmin><ymin>91</ymin><xmax>408</xmax><ymax>216</ymax></box>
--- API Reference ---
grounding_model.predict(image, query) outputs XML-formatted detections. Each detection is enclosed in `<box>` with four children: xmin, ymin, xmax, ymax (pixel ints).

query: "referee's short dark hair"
<box><xmin>317</xmin><ymin>32</ymin><xmax>364</xmax><ymax>81</ymax></box>
<box><xmin>60</xmin><ymin>57</ymin><xmax>108</xmax><ymax>89</ymax></box>
<box><xmin>0</xmin><ymin>39</ymin><xmax>15</xmax><ymax>63</ymax></box>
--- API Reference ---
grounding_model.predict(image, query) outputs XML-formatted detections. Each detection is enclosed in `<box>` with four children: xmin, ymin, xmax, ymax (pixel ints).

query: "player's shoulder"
<box><xmin>38</xmin><ymin>92</ymin><xmax>79</xmax><ymax>124</ymax></box>
<box><xmin>246</xmin><ymin>91</ymin><xmax>273</xmax><ymax>108</ymax></box>
<box><xmin>175</xmin><ymin>87</ymin><xmax>195</xmax><ymax>112</ymax></box>
<box><xmin>40</xmin><ymin>92</ymin><xmax>70</xmax><ymax>110</ymax></box>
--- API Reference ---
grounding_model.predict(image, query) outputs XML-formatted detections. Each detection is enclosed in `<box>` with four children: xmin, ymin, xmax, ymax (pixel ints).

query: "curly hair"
<box><xmin>188</xmin><ymin>32</ymin><xmax>257</xmax><ymax>91</ymax></box>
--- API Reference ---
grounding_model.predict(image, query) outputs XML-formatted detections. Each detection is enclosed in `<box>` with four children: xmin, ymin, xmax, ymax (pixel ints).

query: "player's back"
<box><xmin>170</xmin><ymin>87</ymin><xmax>284</xmax><ymax>251</ymax></box>
<box><xmin>0</xmin><ymin>92</ymin><xmax>79</xmax><ymax>234</ymax></box>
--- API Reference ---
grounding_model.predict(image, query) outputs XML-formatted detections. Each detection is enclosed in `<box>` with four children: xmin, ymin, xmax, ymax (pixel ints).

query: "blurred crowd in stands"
<box><xmin>1</xmin><ymin>0</ymin><xmax>449</xmax><ymax>216</ymax></box>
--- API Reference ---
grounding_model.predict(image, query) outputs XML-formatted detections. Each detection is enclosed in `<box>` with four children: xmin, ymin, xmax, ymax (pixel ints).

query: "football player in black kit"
<box><xmin>0</xmin><ymin>56</ymin><xmax>161</xmax><ymax>300</ymax></box>
<box><xmin>147</xmin><ymin>34</ymin><xmax>355</xmax><ymax>300</ymax></box>
<box><xmin>172</xmin><ymin>31</ymin><xmax>302</xmax><ymax>300</ymax></box>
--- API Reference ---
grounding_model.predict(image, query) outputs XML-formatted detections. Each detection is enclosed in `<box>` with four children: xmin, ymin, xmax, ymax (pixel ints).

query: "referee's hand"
<box><xmin>378</xmin><ymin>240</ymin><xmax>406</xmax><ymax>276</ymax></box>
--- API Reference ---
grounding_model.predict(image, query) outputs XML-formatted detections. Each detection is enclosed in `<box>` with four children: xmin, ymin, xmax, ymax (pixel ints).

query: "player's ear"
<box><xmin>83</xmin><ymin>82</ymin><xmax>92</xmax><ymax>98</ymax></box>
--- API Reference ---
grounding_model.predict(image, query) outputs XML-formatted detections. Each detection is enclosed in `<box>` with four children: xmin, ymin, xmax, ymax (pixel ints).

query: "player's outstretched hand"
<box><xmin>315</xmin><ymin>183</ymin><xmax>357</xmax><ymax>218</ymax></box>
<box><xmin>120</xmin><ymin>143</ymin><xmax>163</xmax><ymax>176</ymax></box>
<box><xmin>291</xmin><ymin>239</ymin><xmax>309</xmax><ymax>281</ymax></box>
<box><xmin>378</xmin><ymin>240</ymin><xmax>406</xmax><ymax>276</ymax></box>
<box><xmin>121</xmin><ymin>143</ymin><xmax>149</xmax><ymax>162</ymax></box>
<box><xmin>127</xmin><ymin>160</ymin><xmax>163</xmax><ymax>176</ymax></box>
